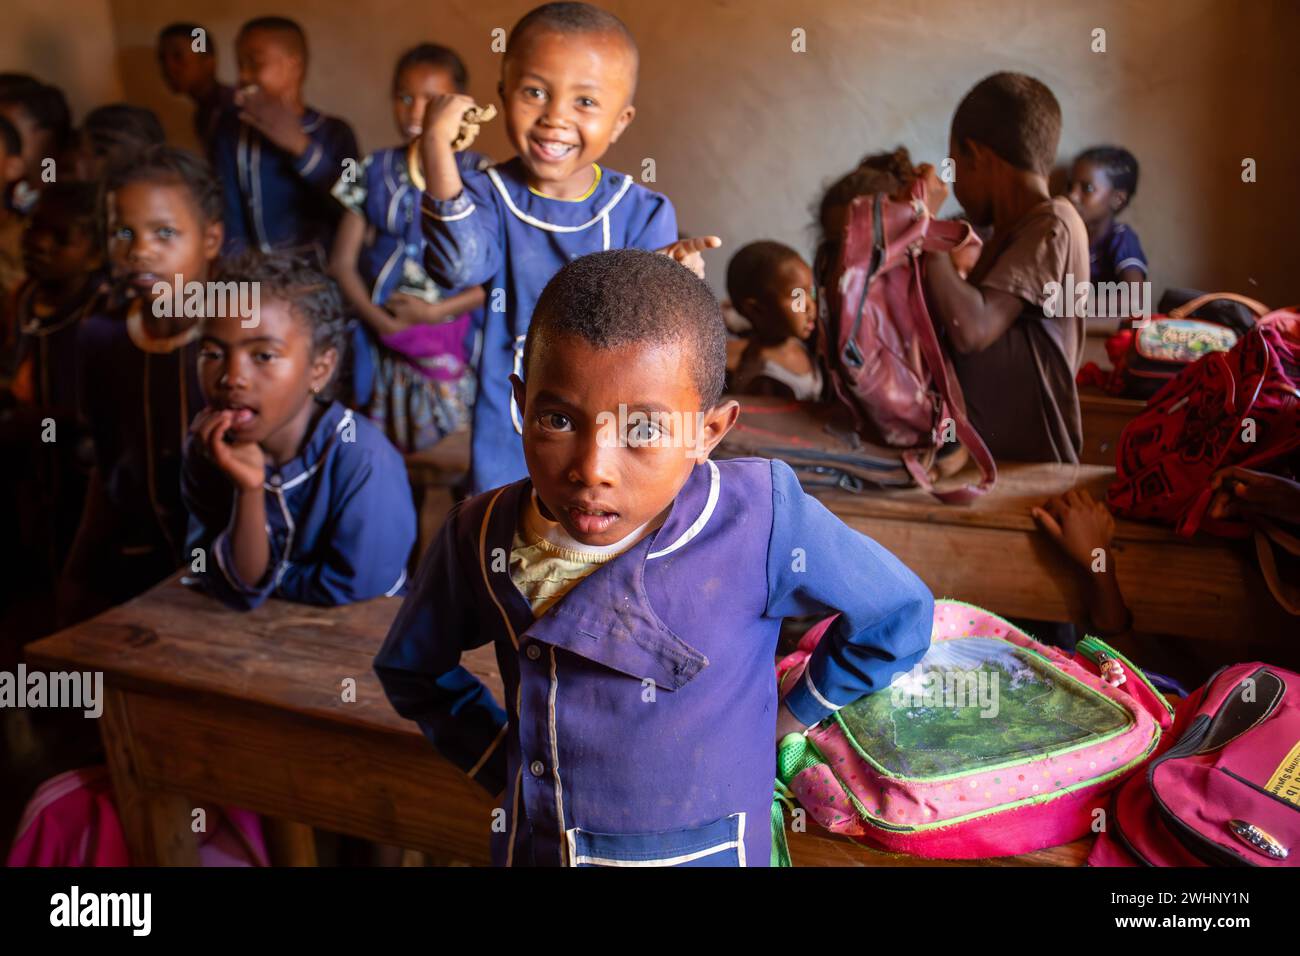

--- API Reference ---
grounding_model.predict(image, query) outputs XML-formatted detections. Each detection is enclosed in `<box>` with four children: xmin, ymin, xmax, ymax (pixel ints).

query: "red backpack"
<box><xmin>1107</xmin><ymin>308</ymin><xmax>1300</xmax><ymax>537</ymax></box>
<box><xmin>818</xmin><ymin>178</ymin><xmax>997</xmax><ymax>502</ymax></box>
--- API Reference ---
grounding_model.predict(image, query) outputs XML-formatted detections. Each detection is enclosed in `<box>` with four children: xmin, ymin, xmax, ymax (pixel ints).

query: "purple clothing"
<box><xmin>1090</xmin><ymin>221</ymin><xmax>1147</xmax><ymax>285</ymax></box>
<box><xmin>374</xmin><ymin>456</ymin><xmax>933</xmax><ymax>867</ymax></box>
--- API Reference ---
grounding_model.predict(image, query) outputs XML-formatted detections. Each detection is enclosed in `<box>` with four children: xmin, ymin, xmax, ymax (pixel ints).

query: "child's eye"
<box><xmin>113</xmin><ymin>227</ymin><xmax>133</xmax><ymax>241</ymax></box>
<box><xmin>398</xmin><ymin>94</ymin><xmax>413</xmax><ymax>106</ymax></box>
<box><xmin>523</xmin><ymin>87</ymin><xmax>547</xmax><ymax>102</ymax></box>
<box><xmin>577</xmin><ymin>96</ymin><xmax>597</xmax><ymax>109</ymax></box>
<box><xmin>157</xmin><ymin>227</ymin><xmax>177</xmax><ymax>240</ymax></box>
<box><xmin>198</xmin><ymin>347</ymin><xmax>221</xmax><ymax>361</ymax></box>
<box><xmin>254</xmin><ymin>351</ymin><xmax>276</xmax><ymax>363</ymax></box>
<box><xmin>539</xmin><ymin>411</ymin><xmax>572</xmax><ymax>431</ymax></box>
<box><xmin>626</xmin><ymin>417</ymin><xmax>663</xmax><ymax>447</ymax></box>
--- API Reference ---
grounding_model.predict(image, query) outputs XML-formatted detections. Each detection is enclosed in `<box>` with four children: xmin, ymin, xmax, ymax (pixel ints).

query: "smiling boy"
<box><xmin>418</xmin><ymin>2</ymin><xmax>718</xmax><ymax>495</ymax></box>
<box><xmin>375</xmin><ymin>250</ymin><xmax>932</xmax><ymax>867</ymax></box>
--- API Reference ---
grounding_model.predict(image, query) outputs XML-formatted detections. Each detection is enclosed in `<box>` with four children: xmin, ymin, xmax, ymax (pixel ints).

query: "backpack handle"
<box><xmin>1168</xmin><ymin>292</ymin><xmax>1270</xmax><ymax>320</ymax></box>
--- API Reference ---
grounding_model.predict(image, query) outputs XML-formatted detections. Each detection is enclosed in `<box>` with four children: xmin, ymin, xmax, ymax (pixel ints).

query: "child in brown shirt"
<box><xmin>922</xmin><ymin>72</ymin><xmax>1089</xmax><ymax>463</ymax></box>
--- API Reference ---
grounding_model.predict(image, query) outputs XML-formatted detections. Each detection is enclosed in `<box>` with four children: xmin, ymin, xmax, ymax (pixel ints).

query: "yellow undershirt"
<box><xmin>509</xmin><ymin>491</ymin><xmax>659</xmax><ymax>617</ymax></box>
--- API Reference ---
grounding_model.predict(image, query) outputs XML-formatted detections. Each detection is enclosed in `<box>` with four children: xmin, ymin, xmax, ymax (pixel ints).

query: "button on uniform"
<box><xmin>526</xmin><ymin>644</ymin><xmax>541</xmax><ymax>661</ymax></box>
<box><xmin>530</xmin><ymin>760</ymin><xmax>545</xmax><ymax>777</ymax></box>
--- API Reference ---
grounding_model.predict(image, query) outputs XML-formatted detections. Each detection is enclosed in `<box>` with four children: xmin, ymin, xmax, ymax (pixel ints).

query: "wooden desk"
<box><xmin>1079</xmin><ymin>387</ymin><xmax>1144</xmax><ymax>467</ymax></box>
<box><xmin>25</xmin><ymin>576</ymin><xmax>1091</xmax><ymax>867</ymax></box>
<box><xmin>815</xmin><ymin>462</ymin><xmax>1297</xmax><ymax>662</ymax></box>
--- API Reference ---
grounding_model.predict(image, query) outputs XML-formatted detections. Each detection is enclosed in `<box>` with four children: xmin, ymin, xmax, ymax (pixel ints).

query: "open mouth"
<box><xmin>529</xmin><ymin>136</ymin><xmax>578</xmax><ymax>163</ymax></box>
<box><xmin>220</xmin><ymin>402</ymin><xmax>260</xmax><ymax>431</ymax></box>
<box><xmin>567</xmin><ymin>505</ymin><xmax>619</xmax><ymax>536</ymax></box>
<box><xmin>404</xmin><ymin>125</ymin><xmax>423</xmax><ymax>139</ymax></box>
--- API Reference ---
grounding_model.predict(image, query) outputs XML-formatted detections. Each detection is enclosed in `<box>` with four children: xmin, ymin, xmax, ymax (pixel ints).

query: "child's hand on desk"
<box><xmin>1210</xmin><ymin>467</ymin><xmax>1300</xmax><ymax>525</ymax></box>
<box><xmin>1031</xmin><ymin>489</ymin><xmax>1115</xmax><ymax>570</ymax></box>
<box><xmin>193</xmin><ymin>408</ymin><xmax>266</xmax><ymax>493</ymax></box>
<box><xmin>236</xmin><ymin>87</ymin><xmax>311</xmax><ymax>158</ymax></box>
<box><xmin>657</xmin><ymin>236</ymin><xmax>721</xmax><ymax>279</ymax></box>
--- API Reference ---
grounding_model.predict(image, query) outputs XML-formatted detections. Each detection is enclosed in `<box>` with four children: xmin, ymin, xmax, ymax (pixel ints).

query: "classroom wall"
<box><xmin>3</xmin><ymin>0</ymin><xmax>124</xmax><ymax>117</ymax></box>
<box><xmin>25</xmin><ymin>0</ymin><xmax>1300</xmax><ymax>304</ymax></box>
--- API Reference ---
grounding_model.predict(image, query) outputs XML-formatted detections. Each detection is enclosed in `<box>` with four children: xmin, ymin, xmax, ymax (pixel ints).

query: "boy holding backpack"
<box><xmin>922</xmin><ymin>72</ymin><xmax>1090</xmax><ymax>463</ymax></box>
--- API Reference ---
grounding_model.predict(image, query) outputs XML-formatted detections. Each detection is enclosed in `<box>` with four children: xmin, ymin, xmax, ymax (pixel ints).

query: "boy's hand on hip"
<box><xmin>236</xmin><ymin>88</ymin><xmax>310</xmax><ymax>157</ymax></box>
<box><xmin>657</xmin><ymin>236</ymin><xmax>721</xmax><ymax>279</ymax></box>
<box><xmin>193</xmin><ymin>408</ymin><xmax>265</xmax><ymax>493</ymax></box>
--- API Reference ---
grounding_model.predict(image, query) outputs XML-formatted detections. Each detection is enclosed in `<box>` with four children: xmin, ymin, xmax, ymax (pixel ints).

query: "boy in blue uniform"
<box><xmin>375</xmin><ymin>250</ymin><xmax>933</xmax><ymax>867</ymax></box>
<box><xmin>212</xmin><ymin>17</ymin><xmax>358</xmax><ymax>259</ymax></box>
<box><xmin>418</xmin><ymin>2</ymin><xmax>718</xmax><ymax>494</ymax></box>
<box><xmin>183</xmin><ymin>251</ymin><xmax>415</xmax><ymax>610</ymax></box>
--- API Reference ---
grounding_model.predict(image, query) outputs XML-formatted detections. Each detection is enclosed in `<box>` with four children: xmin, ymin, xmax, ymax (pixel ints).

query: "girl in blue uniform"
<box><xmin>418</xmin><ymin>3</ymin><xmax>717</xmax><ymax>494</ymax></box>
<box><xmin>375</xmin><ymin>250</ymin><xmax>933</xmax><ymax>867</ymax></box>
<box><xmin>182</xmin><ymin>251</ymin><xmax>416</xmax><ymax>611</ymax></box>
<box><xmin>61</xmin><ymin>147</ymin><xmax>219</xmax><ymax>623</ymax></box>
<box><xmin>329</xmin><ymin>43</ymin><xmax>490</xmax><ymax>453</ymax></box>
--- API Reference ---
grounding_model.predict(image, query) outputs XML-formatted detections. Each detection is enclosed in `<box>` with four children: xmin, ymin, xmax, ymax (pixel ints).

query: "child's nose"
<box><xmin>567</xmin><ymin>432</ymin><xmax>617</xmax><ymax>486</ymax></box>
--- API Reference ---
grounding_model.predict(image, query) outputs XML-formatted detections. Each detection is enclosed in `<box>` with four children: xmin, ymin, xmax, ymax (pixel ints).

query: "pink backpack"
<box><xmin>776</xmin><ymin>601</ymin><xmax>1173</xmax><ymax>859</ymax></box>
<box><xmin>819</xmin><ymin>179</ymin><xmax>996</xmax><ymax>502</ymax></box>
<box><xmin>7</xmin><ymin>766</ymin><xmax>269</xmax><ymax>867</ymax></box>
<box><xmin>1089</xmin><ymin>662</ymin><xmax>1300</xmax><ymax>866</ymax></box>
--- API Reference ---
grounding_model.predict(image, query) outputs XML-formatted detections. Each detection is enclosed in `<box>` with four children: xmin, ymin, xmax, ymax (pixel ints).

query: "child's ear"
<box><xmin>309</xmin><ymin>345</ymin><xmax>338</xmax><ymax>395</ymax></box>
<box><xmin>691</xmin><ymin>398</ymin><xmax>740</xmax><ymax>460</ymax></box>
<box><xmin>509</xmin><ymin>372</ymin><xmax>526</xmax><ymax>417</ymax></box>
<box><xmin>608</xmin><ymin>104</ymin><xmax>636</xmax><ymax>145</ymax></box>
<box><xmin>202</xmin><ymin>220</ymin><xmax>224</xmax><ymax>261</ymax></box>
<box><xmin>1110</xmin><ymin>190</ymin><xmax>1129</xmax><ymax>212</ymax></box>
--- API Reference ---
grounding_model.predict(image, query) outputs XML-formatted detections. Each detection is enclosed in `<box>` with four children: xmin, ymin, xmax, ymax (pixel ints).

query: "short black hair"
<box><xmin>393</xmin><ymin>43</ymin><xmax>469</xmax><ymax>94</ymax></box>
<box><xmin>31</xmin><ymin>180</ymin><xmax>103</xmax><ymax>249</ymax></box>
<box><xmin>1075</xmin><ymin>145</ymin><xmax>1139</xmax><ymax>211</ymax></box>
<box><xmin>950</xmin><ymin>72</ymin><xmax>1061</xmax><ymax>176</ymax></box>
<box><xmin>726</xmin><ymin>240</ymin><xmax>803</xmax><ymax>311</ymax></box>
<box><xmin>0</xmin><ymin>74</ymin><xmax>40</xmax><ymax>97</ymax></box>
<box><xmin>0</xmin><ymin>82</ymin><xmax>72</xmax><ymax>152</ymax></box>
<box><xmin>507</xmin><ymin>3</ymin><xmax>638</xmax><ymax>91</ymax></box>
<box><xmin>818</xmin><ymin>146</ymin><xmax>915</xmax><ymax>235</ymax></box>
<box><xmin>238</xmin><ymin>16</ymin><xmax>308</xmax><ymax>63</ymax></box>
<box><xmin>0</xmin><ymin>115</ymin><xmax>20</xmax><ymax>157</ymax></box>
<box><xmin>80</xmin><ymin>104</ymin><xmax>166</xmax><ymax>161</ymax></box>
<box><xmin>158</xmin><ymin>22</ymin><xmax>215</xmax><ymax>57</ymax></box>
<box><xmin>103</xmin><ymin>144</ymin><xmax>223</xmax><ymax>226</ymax></box>
<box><xmin>526</xmin><ymin>249</ymin><xmax>726</xmax><ymax>408</ymax></box>
<box><xmin>217</xmin><ymin>250</ymin><xmax>346</xmax><ymax>361</ymax></box>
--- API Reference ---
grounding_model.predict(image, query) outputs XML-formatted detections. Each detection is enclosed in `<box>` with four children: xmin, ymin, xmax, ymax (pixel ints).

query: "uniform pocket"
<box><xmin>565</xmin><ymin>812</ymin><xmax>746</xmax><ymax>867</ymax></box>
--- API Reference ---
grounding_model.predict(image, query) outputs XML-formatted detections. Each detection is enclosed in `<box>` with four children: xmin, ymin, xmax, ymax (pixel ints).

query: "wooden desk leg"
<box><xmin>263</xmin><ymin>818</ymin><xmax>319</xmax><ymax>866</ymax></box>
<box><xmin>100</xmin><ymin>687</ymin><xmax>201</xmax><ymax>865</ymax></box>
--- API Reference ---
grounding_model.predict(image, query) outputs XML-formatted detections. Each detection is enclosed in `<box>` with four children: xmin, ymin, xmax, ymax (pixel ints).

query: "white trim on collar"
<box><xmin>486</xmin><ymin>167</ymin><xmax>634</xmax><ymax>233</ymax></box>
<box><xmin>647</xmin><ymin>460</ymin><xmax>720</xmax><ymax>560</ymax></box>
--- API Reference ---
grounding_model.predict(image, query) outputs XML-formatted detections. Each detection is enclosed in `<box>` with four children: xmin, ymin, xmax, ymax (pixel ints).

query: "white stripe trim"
<box><xmin>1115</xmin><ymin>257</ymin><xmax>1147</xmax><ymax>274</ymax></box>
<box><xmin>384</xmin><ymin>567</ymin><xmax>407</xmax><ymax>597</ymax></box>
<box><xmin>548</xmin><ymin>646</ymin><xmax>566</xmax><ymax>865</ymax></box>
<box><xmin>506</xmin><ymin>764</ymin><xmax>521</xmax><ymax>867</ymax></box>
<box><xmin>298</xmin><ymin>141</ymin><xmax>322</xmax><ymax>178</ymax></box>
<box><xmin>564</xmin><ymin>812</ymin><xmax>747</xmax><ymax>867</ymax></box>
<box><xmin>487</xmin><ymin>167</ymin><xmax>634</xmax><ymax>233</ymax></box>
<box><xmin>270</xmin><ymin>488</ymin><xmax>296</xmax><ymax>588</ymax></box>
<box><xmin>468</xmin><ymin>722</ymin><xmax>508</xmax><ymax>779</ymax></box>
<box><xmin>647</xmin><ymin>460</ymin><xmax>720</xmax><ymax>559</ymax></box>
<box><xmin>423</xmin><ymin>202</ymin><xmax>476</xmax><ymax>223</ymax></box>
<box><xmin>803</xmin><ymin>668</ymin><xmax>843</xmax><ymax>714</ymax></box>
<box><xmin>478</xmin><ymin>489</ymin><xmax>519</xmax><ymax>650</ymax></box>
<box><xmin>509</xmin><ymin>335</ymin><xmax>525</xmax><ymax>435</ymax></box>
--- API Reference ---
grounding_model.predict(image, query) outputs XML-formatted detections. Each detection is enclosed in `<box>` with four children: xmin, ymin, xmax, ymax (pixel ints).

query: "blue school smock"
<box><xmin>213</xmin><ymin>108</ymin><xmax>359</xmax><ymax>259</ymax></box>
<box><xmin>374</xmin><ymin>456</ymin><xmax>933</xmax><ymax>867</ymax></box>
<box><xmin>419</xmin><ymin>158</ymin><xmax>678</xmax><ymax>494</ymax></box>
<box><xmin>1090</xmin><ymin>221</ymin><xmax>1148</xmax><ymax>285</ymax></box>
<box><xmin>77</xmin><ymin>302</ymin><xmax>204</xmax><ymax>569</ymax></box>
<box><xmin>181</xmin><ymin>400</ymin><xmax>416</xmax><ymax>611</ymax></box>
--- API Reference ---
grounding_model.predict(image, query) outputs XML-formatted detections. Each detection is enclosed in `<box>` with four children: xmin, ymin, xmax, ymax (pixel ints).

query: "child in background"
<box><xmin>330</xmin><ymin>43</ymin><xmax>489</xmax><ymax>452</ymax></box>
<box><xmin>60</xmin><ymin>146</ymin><xmax>221</xmax><ymax>623</ymax></box>
<box><xmin>375</xmin><ymin>250</ymin><xmax>932</xmax><ymax>867</ymax></box>
<box><xmin>0</xmin><ymin>80</ymin><xmax>72</xmax><ymax>214</ymax></box>
<box><xmin>727</xmin><ymin>241</ymin><xmax>821</xmax><ymax>401</ymax></box>
<box><xmin>922</xmin><ymin>73</ymin><xmax>1089</xmax><ymax>464</ymax></box>
<box><xmin>183</xmin><ymin>251</ymin><xmax>416</xmax><ymax>611</ymax></box>
<box><xmin>418</xmin><ymin>1</ymin><xmax>717</xmax><ymax>494</ymax></box>
<box><xmin>157</xmin><ymin>21</ymin><xmax>237</xmax><ymax>156</ymax></box>
<box><xmin>68</xmin><ymin>104</ymin><xmax>167</xmax><ymax>183</ymax></box>
<box><xmin>0</xmin><ymin>183</ymin><xmax>104</xmax><ymax>591</ymax></box>
<box><xmin>1067</xmin><ymin>146</ymin><xmax>1146</xmax><ymax>289</ymax></box>
<box><xmin>0</xmin><ymin>116</ymin><xmax>26</xmax><ymax>313</ymax></box>
<box><xmin>212</xmin><ymin>16</ymin><xmax>358</xmax><ymax>259</ymax></box>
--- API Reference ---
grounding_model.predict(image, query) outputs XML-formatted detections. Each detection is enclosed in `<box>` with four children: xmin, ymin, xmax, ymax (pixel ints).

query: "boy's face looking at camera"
<box><xmin>158</xmin><ymin>35</ymin><xmax>214</xmax><ymax>97</ymax></box>
<box><xmin>394</xmin><ymin>63</ymin><xmax>459</xmax><ymax>142</ymax></box>
<box><xmin>106</xmin><ymin>180</ymin><xmax>223</xmax><ymax>308</ymax></box>
<box><xmin>197</xmin><ymin>299</ymin><xmax>336</xmax><ymax>450</ymax></box>
<box><xmin>512</xmin><ymin>331</ymin><xmax>736</xmax><ymax>547</ymax></box>
<box><xmin>1067</xmin><ymin>159</ymin><xmax>1124</xmax><ymax>230</ymax></box>
<box><xmin>500</xmin><ymin>26</ymin><xmax>636</xmax><ymax>196</ymax></box>
<box><xmin>237</xmin><ymin>28</ymin><xmax>303</xmax><ymax>100</ymax></box>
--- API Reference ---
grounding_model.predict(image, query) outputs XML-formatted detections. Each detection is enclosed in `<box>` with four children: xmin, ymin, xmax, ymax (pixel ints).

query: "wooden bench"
<box><xmin>1078</xmin><ymin>386</ymin><xmax>1144</xmax><ymax>466</ymax></box>
<box><xmin>25</xmin><ymin>576</ymin><xmax>1091</xmax><ymax>867</ymax></box>
<box><xmin>815</xmin><ymin>462</ymin><xmax>1296</xmax><ymax>666</ymax></box>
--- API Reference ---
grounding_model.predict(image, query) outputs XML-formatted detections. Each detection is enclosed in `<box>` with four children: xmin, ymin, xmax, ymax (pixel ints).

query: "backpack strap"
<box><xmin>1254</xmin><ymin>520</ymin><xmax>1300</xmax><ymax>615</ymax></box>
<box><xmin>1168</xmin><ymin>292</ymin><xmax>1270</xmax><ymax>320</ymax></box>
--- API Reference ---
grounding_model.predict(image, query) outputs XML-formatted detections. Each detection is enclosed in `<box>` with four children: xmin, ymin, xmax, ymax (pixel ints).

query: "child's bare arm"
<box><xmin>193</xmin><ymin>408</ymin><xmax>270</xmax><ymax>590</ymax></box>
<box><xmin>419</xmin><ymin>94</ymin><xmax>478</xmax><ymax>201</ymax></box>
<box><xmin>922</xmin><ymin>250</ymin><xmax>1024</xmax><ymax>353</ymax></box>
<box><xmin>328</xmin><ymin>211</ymin><xmax>408</xmax><ymax>338</ymax></box>
<box><xmin>1032</xmin><ymin>490</ymin><xmax>1132</xmax><ymax>635</ymax></box>
<box><xmin>386</xmin><ymin>286</ymin><xmax>487</xmax><ymax>327</ymax></box>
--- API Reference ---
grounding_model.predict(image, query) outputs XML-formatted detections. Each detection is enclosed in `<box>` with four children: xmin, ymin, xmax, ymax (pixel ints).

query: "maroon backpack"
<box><xmin>819</xmin><ymin>178</ymin><xmax>996</xmax><ymax>502</ymax></box>
<box><xmin>1107</xmin><ymin>308</ymin><xmax>1300</xmax><ymax>537</ymax></box>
